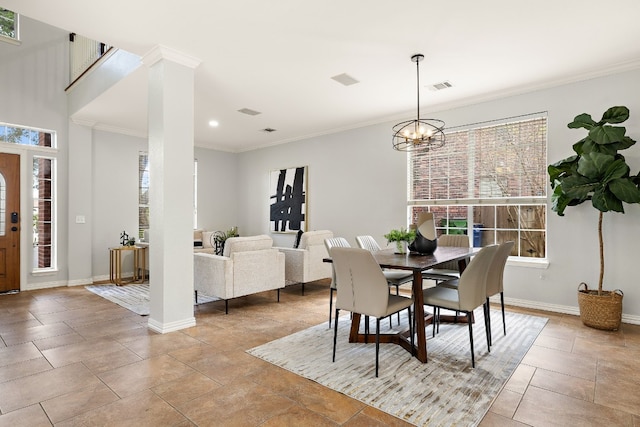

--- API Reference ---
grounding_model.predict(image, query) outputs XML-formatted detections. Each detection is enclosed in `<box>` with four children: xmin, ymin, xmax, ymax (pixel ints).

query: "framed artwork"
<box><xmin>269</xmin><ymin>166</ymin><xmax>307</xmax><ymax>233</ymax></box>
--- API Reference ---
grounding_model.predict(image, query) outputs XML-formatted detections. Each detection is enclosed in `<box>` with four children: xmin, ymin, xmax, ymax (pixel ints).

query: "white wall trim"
<box><xmin>67</xmin><ymin>278</ymin><xmax>93</xmax><ymax>287</ymax></box>
<box><xmin>147</xmin><ymin>316</ymin><xmax>196</xmax><ymax>334</ymax></box>
<box><xmin>142</xmin><ymin>45</ymin><xmax>201</xmax><ymax>69</ymax></box>
<box><xmin>494</xmin><ymin>296</ymin><xmax>640</xmax><ymax>326</ymax></box>
<box><xmin>22</xmin><ymin>280</ymin><xmax>68</xmax><ymax>291</ymax></box>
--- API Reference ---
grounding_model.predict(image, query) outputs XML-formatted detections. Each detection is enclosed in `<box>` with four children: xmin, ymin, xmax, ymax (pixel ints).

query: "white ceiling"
<box><xmin>3</xmin><ymin>0</ymin><xmax>640</xmax><ymax>152</ymax></box>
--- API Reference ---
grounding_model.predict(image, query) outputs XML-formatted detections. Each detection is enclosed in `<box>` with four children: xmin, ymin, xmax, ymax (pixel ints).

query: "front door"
<box><xmin>0</xmin><ymin>153</ymin><xmax>20</xmax><ymax>293</ymax></box>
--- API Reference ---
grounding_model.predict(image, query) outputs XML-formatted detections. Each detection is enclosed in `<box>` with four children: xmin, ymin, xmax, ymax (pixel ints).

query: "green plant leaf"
<box><xmin>601</xmin><ymin>158</ymin><xmax>630</xmax><ymax>184</ymax></box>
<box><xmin>384</xmin><ymin>227</ymin><xmax>415</xmax><ymax>243</ymax></box>
<box><xmin>572</xmin><ymin>138</ymin><xmax>586</xmax><ymax>155</ymax></box>
<box><xmin>577</xmin><ymin>152</ymin><xmax>615</xmax><ymax>179</ymax></box>
<box><xmin>592</xmin><ymin>187</ymin><xmax>624</xmax><ymax>212</ymax></box>
<box><xmin>609</xmin><ymin>178</ymin><xmax>640</xmax><ymax>203</ymax></box>
<box><xmin>599</xmin><ymin>106</ymin><xmax>629</xmax><ymax>124</ymax></box>
<box><xmin>551</xmin><ymin>186</ymin><xmax>571</xmax><ymax>215</ymax></box>
<box><xmin>609</xmin><ymin>135</ymin><xmax>636</xmax><ymax>151</ymax></box>
<box><xmin>548</xmin><ymin>155</ymin><xmax>578</xmax><ymax>185</ymax></box>
<box><xmin>589</xmin><ymin>125</ymin><xmax>626</xmax><ymax>145</ymax></box>
<box><xmin>560</xmin><ymin>174</ymin><xmax>598</xmax><ymax>199</ymax></box>
<box><xmin>581</xmin><ymin>138</ymin><xmax>617</xmax><ymax>155</ymax></box>
<box><xmin>568</xmin><ymin>113</ymin><xmax>596</xmax><ymax>130</ymax></box>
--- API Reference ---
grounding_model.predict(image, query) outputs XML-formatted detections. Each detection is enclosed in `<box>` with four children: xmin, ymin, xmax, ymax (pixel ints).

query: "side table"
<box><xmin>109</xmin><ymin>245</ymin><xmax>147</xmax><ymax>285</ymax></box>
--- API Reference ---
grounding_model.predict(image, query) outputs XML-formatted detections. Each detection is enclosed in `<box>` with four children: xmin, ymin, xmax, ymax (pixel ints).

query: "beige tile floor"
<box><xmin>0</xmin><ymin>280</ymin><xmax>639</xmax><ymax>426</ymax></box>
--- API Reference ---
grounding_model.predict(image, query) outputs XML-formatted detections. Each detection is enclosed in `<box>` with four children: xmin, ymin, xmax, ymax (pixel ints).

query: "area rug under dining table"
<box><xmin>247</xmin><ymin>308</ymin><xmax>547</xmax><ymax>426</ymax></box>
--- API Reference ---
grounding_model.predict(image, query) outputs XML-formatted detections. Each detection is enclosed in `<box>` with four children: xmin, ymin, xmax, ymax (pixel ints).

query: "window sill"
<box><xmin>31</xmin><ymin>269</ymin><xmax>58</xmax><ymax>276</ymax></box>
<box><xmin>0</xmin><ymin>35</ymin><xmax>20</xmax><ymax>46</ymax></box>
<box><xmin>507</xmin><ymin>257</ymin><xmax>549</xmax><ymax>269</ymax></box>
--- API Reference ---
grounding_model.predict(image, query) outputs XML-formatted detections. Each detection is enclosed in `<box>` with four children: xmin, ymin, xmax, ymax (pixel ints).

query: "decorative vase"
<box><xmin>409</xmin><ymin>230</ymin><xmax>437</xmax><ymax>255</ymax></box>
<box><xmin>409</xmin><ymin>212</ymin><xmax>438</xmax><ymax>254</ymax></box>
<box><xmin>395</xmin><ymin>240</ymin><xmax>408</xmax><ymax>254</ymax></box>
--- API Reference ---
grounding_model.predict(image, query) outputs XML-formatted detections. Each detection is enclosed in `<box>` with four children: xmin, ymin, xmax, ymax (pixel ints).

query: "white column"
<box><xmin>142</xmin><ymin>45</ymin><xmax>201</xmax><ymax>333</ymax></box>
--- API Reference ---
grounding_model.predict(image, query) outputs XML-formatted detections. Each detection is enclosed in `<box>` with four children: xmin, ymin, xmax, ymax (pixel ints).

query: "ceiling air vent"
<box><xmin>429</xmin><ymin>81</ymin><xmax>453</xmax><ymax>91</ymax></box>
<box><xmin>331</xmin><ymin>73</ymin><xmax>360</xmax><ymax>86</ymax></box>
<box><xmin>238</xmin><ymin>108</ymin><xmax>262</xmax><ymax>116</ymax></box>
<box><xmin>261</xmin><ymin>128</ymin><xmax>277</xmax><ymax>133</ymax></box>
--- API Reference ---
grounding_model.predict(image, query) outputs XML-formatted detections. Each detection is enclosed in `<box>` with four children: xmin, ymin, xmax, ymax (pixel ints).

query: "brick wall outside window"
<box><xmin>409</xmin><ymin>116</ymin><xmax>547</xmax><ymax>258</ymax></box>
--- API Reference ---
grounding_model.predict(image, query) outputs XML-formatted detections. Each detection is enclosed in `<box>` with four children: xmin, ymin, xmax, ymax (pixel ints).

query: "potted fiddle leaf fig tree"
<box><xmin>548</xmin><ymin>105</ymin><xmax>640</xmax><ymax>330</ymax></box>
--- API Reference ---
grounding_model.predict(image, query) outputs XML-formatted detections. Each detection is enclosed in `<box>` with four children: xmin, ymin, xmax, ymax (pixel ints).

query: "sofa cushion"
<box><xmin>223</xmin><ymin>235</ymin><xmax>273</xmax><ymax>257</ymax></box>
<box><xmin>202</xmin><ymin>231</ymin><xmax>215</xmax><ymax>248</ymax></box>
<box><xmin>298</xmin><ymin>230</ymin><xmax>333</xmax><ymax>249</ymax></box>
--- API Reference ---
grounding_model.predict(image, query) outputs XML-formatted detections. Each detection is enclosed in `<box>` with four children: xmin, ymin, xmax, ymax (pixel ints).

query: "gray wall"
<box><xmin>0</xmin><ymin>16</ymin><xmax>70</xmax><ymax>288</ymax></box>
<box><xmin>89</xmin><ymin>133</ymin><xmax>239</xmax><ymax>278</ymax></box>
<box><xmin>237</xmin><ymin>68</ymin><xmax>640</xmax><ymax>320</ymax></box>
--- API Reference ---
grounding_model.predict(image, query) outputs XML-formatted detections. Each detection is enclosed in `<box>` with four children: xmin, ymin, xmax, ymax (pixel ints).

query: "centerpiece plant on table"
<box><xmin>384</xmin><ymin>227</ymin><xmax>416</xmax><ymax>254</ymax></box>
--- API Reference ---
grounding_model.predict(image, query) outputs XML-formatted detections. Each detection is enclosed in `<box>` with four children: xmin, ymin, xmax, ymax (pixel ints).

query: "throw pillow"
<box><xmin>293</xmin><ymin>229</ymin><xmax>304</xmax><ymax>248</ymax></box>
<box><xmin>202</xmin><ymin>231</ymin><xmax>215</xmax><ymax>249</ymax></box>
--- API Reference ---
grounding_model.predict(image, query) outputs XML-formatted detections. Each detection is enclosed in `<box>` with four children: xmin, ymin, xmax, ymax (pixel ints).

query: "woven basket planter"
<box><xmin>577</xmin><ymin>282</ymin><xmax>623</xmax><ymax>331</ymax></box>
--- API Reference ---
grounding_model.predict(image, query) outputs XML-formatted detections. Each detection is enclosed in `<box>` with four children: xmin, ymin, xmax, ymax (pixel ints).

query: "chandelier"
<box><xmin>392</xmin><ymin>54</ymin><xmax>445</xmax><ymax>152</ymax></box>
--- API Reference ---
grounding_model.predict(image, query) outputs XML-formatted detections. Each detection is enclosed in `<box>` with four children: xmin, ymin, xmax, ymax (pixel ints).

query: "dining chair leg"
<box><xmin>332</xmin><ymin>308</ymin><xmax>340</xmax><ymax>362</ymax></box>
<box><xmin>408</xmin><ymin>306</ymin><xmax>414</xmax><ymax>356</ymax></box>
<box><xmin>395</xmin><ymin>284</ymin><xmax>400</xmax><ymax>324</ymax></box>
<box><xmin>500</xmin><ymin>292</ymin><xmax>506</xmax><ymax>335</ymax></box>
<box><xmin>467</xmin><ymin>311</ymin><xmax>475</xmax><ymax>368</ymax></box>
<box><xmin>364</xmin><ymin>315</ymin><xmax>370</xmax><ymax>343</ymax></box>
<box><xmin>329</xmin><ymin>288</ymin><xmax>335</xmax><ymax>327</ymax></box>
<box><xmin>484</xmin><ymin>299</ymin><xmax>492</xmax><ymax>348</ymax></box>
<box><xmin>375</xmin><ymin>318</ymin><xmax>381</xmax><ymax>377</ymax></box>
<box><xmin>432</xmin><ymin>306</ymin><xmax>437</xmax><ymax>337</ymax></box>
<box><xmin>483</xmin><ymin>302</ymin><xmax>491</xmax><ymax>352</ymax></box>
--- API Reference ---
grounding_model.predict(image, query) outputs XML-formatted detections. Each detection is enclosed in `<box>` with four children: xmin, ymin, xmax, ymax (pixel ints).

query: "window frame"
<box><xmin>0</xmin><ymin>8</ymin><xmax>20</xmax><ymax>44</ymax></box>
<box><xmin>33</xmin><ymin>155</ymin><xmax>57</xmax><ymax>272</ymax></box>
<box><xmin>408</xmin><ymin>113</ymin><xmax>548</xmax><ymax>261</ymax></box>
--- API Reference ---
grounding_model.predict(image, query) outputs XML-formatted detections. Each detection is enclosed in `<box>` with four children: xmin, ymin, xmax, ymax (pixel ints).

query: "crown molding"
<box><xmin>142</xmin><ymin>45</ymin><xmax>201</xmax><ymax>69</ymax></box>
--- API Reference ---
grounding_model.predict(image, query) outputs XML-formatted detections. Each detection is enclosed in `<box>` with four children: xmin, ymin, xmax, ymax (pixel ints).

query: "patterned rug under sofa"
<box><xmin>247</xmin><ymin>308</ymin><xmax>547</xmax><ymax>426</ymax></box>
<box><xmin>85</xmin><ymin>283</ymin><xmax>219</xmax><ymax>316</ymax></box>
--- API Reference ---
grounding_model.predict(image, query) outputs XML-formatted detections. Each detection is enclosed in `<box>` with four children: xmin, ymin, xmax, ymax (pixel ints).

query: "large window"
<box><xmin>409</xmin><ymin>114</ymin><xmax>547</xmax><ymax>258</ymax></box>
<box><xmin>33</xmin><ymin>157</ymin><xmax>55</xmax><ymax>270</ymax></box>
<box><xmin>0</xmin><ymin>8</ymin><xmax>18</xmax><ymax>41</ymax></box>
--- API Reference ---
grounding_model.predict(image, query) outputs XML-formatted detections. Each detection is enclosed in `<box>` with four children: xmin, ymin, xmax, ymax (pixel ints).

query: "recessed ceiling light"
<box><xmin>208</xmin><ymin>120</ymin><xmax>219</xmax><ymax>127</ymax></box>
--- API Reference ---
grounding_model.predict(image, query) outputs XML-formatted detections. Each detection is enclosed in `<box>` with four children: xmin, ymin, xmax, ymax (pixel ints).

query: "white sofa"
<box><xmin>194</xmin><ymin>235</ymin><xmax>285</xmax><ymax>313</ymax></box>
<box><xmin>275</xmin><ymin>230</ymin><xmax>333</xmax><ymax>294</ymax></box>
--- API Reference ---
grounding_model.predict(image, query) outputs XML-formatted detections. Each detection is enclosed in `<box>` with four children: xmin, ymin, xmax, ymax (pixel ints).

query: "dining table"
<box><xmin>325</xmin><ymin>245</ymin><xmax>476</xmax><ymax>363</ymax></box>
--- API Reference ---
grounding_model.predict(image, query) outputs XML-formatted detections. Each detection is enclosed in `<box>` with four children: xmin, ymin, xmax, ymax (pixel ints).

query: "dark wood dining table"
<box><xmin>325</xmin><ymin>245</ymin><xmax>476</xmax><ymax>363</ymax></box>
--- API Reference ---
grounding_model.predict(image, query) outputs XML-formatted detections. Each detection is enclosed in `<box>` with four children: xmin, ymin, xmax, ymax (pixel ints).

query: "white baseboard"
<box><xmin>147</xmin><ymin>316</ymin><xmax>196</xmax><ymax>334</ymax></box>
<box><xmin>491</xmin><ymin>295</ymin><xmax>640</xmax><ymax>326</ymax></box>
<box><xmin>67</xmin><ymin>278</ymin><xmax>94</xmax><ymax>287</ymax></box>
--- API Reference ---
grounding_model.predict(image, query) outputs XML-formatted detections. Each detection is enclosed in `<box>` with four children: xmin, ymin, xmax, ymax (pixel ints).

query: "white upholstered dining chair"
<box><xmin>330</xmin><ymin>247</ymin><xmax>414</xmax><ymax>377</ymax></box>
<box><xmin>324</xmin><ymin>237</ymin><xmax>351</xmax><ymax>327</ymax></box>
<box><xmin>423</xmin><ymin>244</ymin><xmax>499</xmax><ymax>368</ymax></box>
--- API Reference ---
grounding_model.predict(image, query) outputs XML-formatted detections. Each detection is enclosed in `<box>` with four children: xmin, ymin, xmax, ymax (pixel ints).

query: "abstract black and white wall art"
<box><xmin>269</xmin><ymin>166</ymin><xmax>307</xmax><ymax>233</ymax></box>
